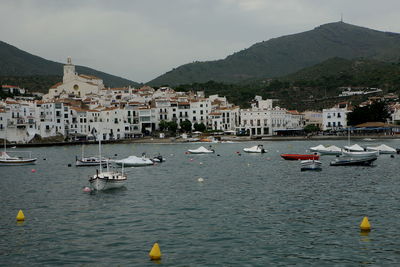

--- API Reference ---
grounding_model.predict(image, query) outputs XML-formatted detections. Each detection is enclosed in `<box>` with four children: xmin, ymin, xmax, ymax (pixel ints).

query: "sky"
<box><xmin>1</xmin><ymin>0</ymin><xmax>400</xmax><ymax>83</ymax></box>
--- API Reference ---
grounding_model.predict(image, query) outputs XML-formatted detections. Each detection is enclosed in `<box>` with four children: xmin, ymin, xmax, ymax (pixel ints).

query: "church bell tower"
<box><xmin>63</xmin><ymin>57</ymin><xmax>76</xmax><ymax>83</ymax></box>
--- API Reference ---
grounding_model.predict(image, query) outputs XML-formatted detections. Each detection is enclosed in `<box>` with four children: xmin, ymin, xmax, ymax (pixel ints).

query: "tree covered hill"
<box><xmin>0</xmin><ymin>40</ymin><xmax>140</xmax><ymax>89</ymax></box>
<box><xmin>173</xmin><ymin>57</ymin><xmax>400</xmax><ymax>111</ymax></box>
<box><xmin>150</xmin><ymin>22</ymin><xmax>400</xmax><ymax>86</ymax></box>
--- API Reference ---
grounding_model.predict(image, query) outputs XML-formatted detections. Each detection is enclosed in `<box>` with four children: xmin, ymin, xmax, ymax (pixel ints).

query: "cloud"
<box><xmin>1</xmin><ymin>0</ymin><xmax>400</xmax><ymax>83</ymax></box>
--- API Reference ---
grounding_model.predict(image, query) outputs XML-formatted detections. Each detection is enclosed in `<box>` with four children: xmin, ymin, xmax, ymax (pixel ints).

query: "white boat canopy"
<box><xmin>344</xmin><ymin>144</ymin><xmax>364</xmax><ymax>152</ymax></box>
<box><xmin>366</xmin><ymin>144</ymin><xmax>396</xmax><ymax>153</ymax></box>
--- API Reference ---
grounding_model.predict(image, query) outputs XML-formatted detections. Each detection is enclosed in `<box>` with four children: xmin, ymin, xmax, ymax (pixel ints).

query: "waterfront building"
<box><xmin>322</xmin><ymin>102</ymin><xmax>350</xmax><ymax>131</ymax></box>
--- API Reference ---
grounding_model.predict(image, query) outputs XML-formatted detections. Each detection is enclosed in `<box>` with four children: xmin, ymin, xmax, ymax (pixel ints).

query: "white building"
<box><xmin>322</xmin><ymin>102</ymin><xmax>350</xmax><ymax>131</ymax></box>
<box><xmin>44</xmin><ymin>57</ymin><xmax>105</xmax><ymax>100</ymax></box>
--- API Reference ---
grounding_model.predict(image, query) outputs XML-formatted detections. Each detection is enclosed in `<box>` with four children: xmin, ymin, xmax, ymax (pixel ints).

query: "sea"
<box><xmin>1</xmin><ymin>139</ymin><xmax>400</xmax><ymax>266</ymax></box>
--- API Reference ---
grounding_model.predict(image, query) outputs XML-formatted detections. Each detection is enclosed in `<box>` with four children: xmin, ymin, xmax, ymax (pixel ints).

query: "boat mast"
<box><xmin>99</xmin><ymin>133</ymin><xmax>102</xmax><ymax>173</ymax></box>
<box><xmin>4</xmin><ymin>122</ymin><xmax>7</xmax><ymax>153</ymax></box>
<box><xmin>347</xmin><ymin>127</ymin><xmax>350</xmax><ymax>146</ymax></box>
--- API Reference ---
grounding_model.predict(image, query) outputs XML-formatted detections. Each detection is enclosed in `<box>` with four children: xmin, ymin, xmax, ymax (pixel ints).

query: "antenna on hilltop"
<box><xmin>341</xmin><ymin>13</ymin><xmax>343</xmax><ymax>23</ymax></box>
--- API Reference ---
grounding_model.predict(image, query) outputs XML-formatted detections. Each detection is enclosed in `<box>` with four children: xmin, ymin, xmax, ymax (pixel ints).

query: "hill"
<box><xmin>173</xmin><ymin>57</ymin><xmax>400</xmax><ymax>110</ymax></box>
<box><xmin>0</xmin><ymin>41</ymin><xmax>140</xmax><ymax>89</ymax></box>
<box><xmin>150</xmin><ymin>22</ymin><xmax>400</xmax><ymax>86</ymax></box>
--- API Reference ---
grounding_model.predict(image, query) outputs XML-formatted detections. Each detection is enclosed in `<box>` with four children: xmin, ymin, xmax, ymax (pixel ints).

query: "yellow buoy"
<box><xmin>16</xmin><ymin>210</ymin><xmax>25</xmax><ymax>221</ymax></box>
<box><xmin>149</xmin><ymin>242</ymin><xmax>162</xmax><ymax>260</ymax></box>
<box><xmin>360</xmin><ymin>216</ymin><xmax>371</xmax><ymax>232</ymax></box>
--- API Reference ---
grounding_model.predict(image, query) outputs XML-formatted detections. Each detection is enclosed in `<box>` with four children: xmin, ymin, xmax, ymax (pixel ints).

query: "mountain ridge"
<box><xmin>149</xmin><ymin>22</ymin><xmax>400</xmax><ymax>86</ymax></box>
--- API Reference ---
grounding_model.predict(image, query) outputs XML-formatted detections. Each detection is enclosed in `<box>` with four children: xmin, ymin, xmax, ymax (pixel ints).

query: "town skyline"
<box><xmin>1</xmin><ymin>0</ymin><xmax>400</xmax><ymax>83</ymax></box>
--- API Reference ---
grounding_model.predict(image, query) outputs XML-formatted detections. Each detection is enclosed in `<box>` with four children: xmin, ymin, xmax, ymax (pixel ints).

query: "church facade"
<box><xmin>43</xmin><ymin>57</ymin><xmax>104</xmax><ymax>100</ymax></box>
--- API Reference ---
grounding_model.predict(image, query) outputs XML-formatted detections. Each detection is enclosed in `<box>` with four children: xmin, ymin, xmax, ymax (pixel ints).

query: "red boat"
<box><xmin>280</xmin><ymin>154</ymin><xmax>320</xmax><ymax>160</ymax></box>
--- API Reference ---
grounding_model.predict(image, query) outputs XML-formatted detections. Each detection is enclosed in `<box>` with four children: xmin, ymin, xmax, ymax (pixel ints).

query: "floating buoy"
<box><xmin>149</xmin><ymin>243</ymin><xmax>162</xmax><ymax>260</ymax></box>
<box><xmin>390</xmin><ymin>155</ymin><xmax>394</xmax><ymax>158</ymax></box>
<box><xmin>189</xmin><ymin>158</ymin><xmax>194</xmax><ymax>161</ymax></box>
<box><xmin>67</xmin><ymin>164</ymin><xmax>72</xmax><ymax>167</ymax></box>
<box><xmin>31</xmin><ymin>169</ymin><xmax>36</xmax><ymax>173</ymax></box>
<box><xmin>83</xmin><ymin>187</ymin><xmax>91</xmax><ymax>193</ymax></box>
<box><xmin>198</xmin><ymin>177</ymin><xmax>204</xmax><ymax>182</ymax></box>
<box><xmin>217</xmin><ymin>154</ymin><xmax>220</xmax><ymax>156</ymax></box>
<box><xmin>16</xmin><ymin>210</ymin><xmax>25</xmax><ymax>221</ymax></box>
<box><xmin>199</xmin><ymin>162</ymin><xmax>203</xmax><ymax>165</ymax></box>
<box><xmin>238</xmin><ymin>153</ymin><xmax>241</xmax><ymax>156</ymax></box>
<box><xmin>236</xmin><ymin>151</ymin><xmax>240</xmax><ymax>154</ymax></box>
<box><xmin>360</xmin><ymin>216</ymin><xmax>371</xmax><ymax>232</ymax></box>
<box><xmin>43</xmin><ymin>158</ymin><xmax>46</xmax><ymax>160</ymax></box>
<box><xmin>114</xmin><ymin>154</ymin><xmax>118</xmax><ymax>156</ymax></box>
<box><xmin>185</xmin><ymin>152</ymin><xmax>189</xmax><ymax>154</ymax></box>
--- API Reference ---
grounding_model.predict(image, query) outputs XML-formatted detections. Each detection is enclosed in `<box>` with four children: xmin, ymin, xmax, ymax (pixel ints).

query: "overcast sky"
<box><xmin>1</xmin><ymin>0</ymin><xmax>400</xmax><ymax>83</ymax></box>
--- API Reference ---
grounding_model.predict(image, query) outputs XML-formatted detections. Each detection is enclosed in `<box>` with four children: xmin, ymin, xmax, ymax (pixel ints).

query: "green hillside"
<box><xmin>174</xmin><ymin>57</ymin><xmax>400</xmax><ymax>110</ymax></box>
<box><xmin>150</xmin><ymin>22</ymin><xmax>400</xmax><ymax>86</ymax></box>
<box><xmin>0</xmin><ymin>41</ymin><xmax>140</xmax><ymax>89</ymax></box>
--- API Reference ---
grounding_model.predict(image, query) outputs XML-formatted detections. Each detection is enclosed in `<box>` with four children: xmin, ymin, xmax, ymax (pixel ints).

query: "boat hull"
<box><xmin>330</xmin><ymin>156</ymin><xmax>377</xmax><ymax>166</ymax></box>
<box><xmin>342</xmin><ymin>151</ymin><xmax>379</xmax><ymax>158</ymax></box>
<box><xmin>89</xmin><ymin>175</ymin><xmax>127</xmax><ymax>190</ymax></box>
<box><xmin>281</xmin><ymin>154</ymin><xmax>319</xmax><ymax>160</ymax></box>
<box><xmin>0</xmin><ymin>158</ymin><xmax>37</xmax><ymax>166</ymax></box>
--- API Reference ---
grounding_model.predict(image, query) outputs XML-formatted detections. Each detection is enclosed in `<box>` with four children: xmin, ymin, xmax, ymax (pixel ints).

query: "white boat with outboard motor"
<box><xmin>187</xmin><ymin>146</ymin><xmax>215</xmax><ymax>154</ymax></box>
<box><xmin>243</xmin><ymin>145</ymin><xmax>267</xmax><ymax>153</ymax></box>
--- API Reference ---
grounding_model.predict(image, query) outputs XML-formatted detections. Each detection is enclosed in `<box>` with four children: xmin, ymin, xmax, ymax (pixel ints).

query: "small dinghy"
<box><xmin>188</xmin><ymin>146</ymin><xmax>215</xmax><ymax>154</ymax></box>
<box><xmin>300</xmin><ymin>160</ymin><xmax>322</xmax><ymax>171</ymax></box>
<box><xmin>243</xmin><ymin>145</ymin><xmax>266</xmax><ymax>153</ymax></box>
<box><xmin>366</xmin><ymin>144</ymin><xmax>396</xmax><ymax>154</ymax></box>
<box><xmin>115</xmin><ymin>155</ymin><xmax>154</xmax><ymax>167</ymax></box>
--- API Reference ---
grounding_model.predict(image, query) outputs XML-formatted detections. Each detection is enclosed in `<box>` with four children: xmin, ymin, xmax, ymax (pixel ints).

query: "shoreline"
<box><xmin>4</xmin><ymin>134</ymin><xmax>400</xmax><ymax>148</ymax></box>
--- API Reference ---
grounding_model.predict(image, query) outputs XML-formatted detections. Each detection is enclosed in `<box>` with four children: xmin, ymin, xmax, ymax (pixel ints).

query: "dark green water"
<box><xmin>1</xmin><ymin>139</ymin><xmax>400</xmax><ymax>266</ymax></box>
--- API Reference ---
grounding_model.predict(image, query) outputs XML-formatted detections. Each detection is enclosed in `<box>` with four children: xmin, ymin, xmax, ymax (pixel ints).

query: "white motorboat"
<box><xmin>310</xmin><ymin>144</ymin><xmax>342</xmax><ymax>155</ymax></box>
<box><xmin>89</xmin><ymin>137</ymin><xmax>127</xmax><ymax>191</ymax></box>
<box><xmin>243</xmin><ymin>145</ymin><xmax>267</xmax><ymax>153</ymax></box>
<box><xmin>0</xmin><ymin>151</ymin><xmax>37</xmax><ymax>166</ymax></box>
<box><xmin>300</xmin><ymin>160</ymin><xmax>322</xmax><ymax>171</ymax></box>
<box><xmin>342</xmin><ymin>150</ymin><xmax>379</xmax><ymax>158</ymax></box>
<box><xmin>115</xmin><ymin>155</ymin><xmax>154</xmax><ymax>167</ymax></box>
<box><xmin>187</xmin><ymin>146</ymin><xmax>215</xmax><ymax>154</ymax></box>
<box><xmin>366</xmin><ymin>144</ymin><xmax>396</xmax><ymax>154</ymax></box>
<box><xmin>344</xmin><ymin>144</ymin><xmax>365</xmax><ymax>152</ymax></box>
<box><xmin>76</xmin><ymin>144</ymin><xmax>108</xmax><ymax>166</ymax></box>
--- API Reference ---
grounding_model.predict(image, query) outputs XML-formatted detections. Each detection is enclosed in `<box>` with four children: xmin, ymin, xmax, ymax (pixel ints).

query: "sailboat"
<box><xmin>75</xmin><ymin>144</ymin><xmax>107</xmax><ymax>167</ymax></box>
<box><xmin>0</xmin><ymin>127</ymin><xmax>37</xmax><ymax>166</ymax></box>
<box><xmin>88</xmin><ymin>135</ymin><xmax>127</xmax><ymax>190</ymax></box>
